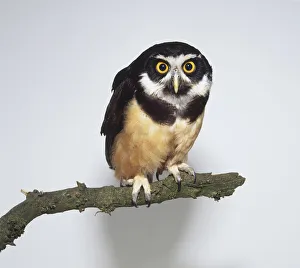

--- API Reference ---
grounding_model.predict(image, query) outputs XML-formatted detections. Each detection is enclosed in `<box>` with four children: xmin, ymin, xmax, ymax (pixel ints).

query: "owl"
<box><xmin>101</xmin><ymin>41</ymin><xmax>213</xmax><ymax>207</ymax></box>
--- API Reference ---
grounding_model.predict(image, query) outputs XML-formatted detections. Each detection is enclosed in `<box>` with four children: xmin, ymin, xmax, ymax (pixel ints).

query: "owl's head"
<box><xmin>130</xmin><ymin>42</ymin><xmax>213</xmax><ymax>107</ymax></box>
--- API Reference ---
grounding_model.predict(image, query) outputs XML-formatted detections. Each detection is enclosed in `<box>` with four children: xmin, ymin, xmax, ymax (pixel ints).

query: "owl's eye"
<box><xmin>156</xmin><ymin>62</ymin><xmax>169</xmax><ymax>74</ymax></box>
<box><xmin>183</xmin><ymin>61</ymin><xmax>196</xmax><ymax>74</ymax></box>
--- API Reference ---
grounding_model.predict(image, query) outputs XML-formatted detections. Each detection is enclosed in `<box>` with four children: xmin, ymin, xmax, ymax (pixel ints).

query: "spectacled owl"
<box><xmin>100</xmin><ymin>41</ymin><xmax>213</xmax><ymax>207</ymax></box>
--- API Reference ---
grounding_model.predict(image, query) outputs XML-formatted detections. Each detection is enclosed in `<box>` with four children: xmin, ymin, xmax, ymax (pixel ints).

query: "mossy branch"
<box><xmin>0</xmin><ymin>172</ymin><xmax>245</xmax><ymax>252</ymax></box>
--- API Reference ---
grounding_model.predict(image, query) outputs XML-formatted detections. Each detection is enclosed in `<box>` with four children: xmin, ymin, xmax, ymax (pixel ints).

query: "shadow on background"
<box><xmin>99</xmin><ymin>154</ymin><xmax>214</xmax><ymax>268</ymax></box>
<box><xmin>101</xmin><ymin>197</ymin><xmax>193</xmax><ymax>268</ymax></box>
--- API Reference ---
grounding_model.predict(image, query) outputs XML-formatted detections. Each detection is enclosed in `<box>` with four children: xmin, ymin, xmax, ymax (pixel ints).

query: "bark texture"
<box><xmin>0</xmin><ymin>172</ymin><xmax>245</xmax><ymax>252</ymax></box>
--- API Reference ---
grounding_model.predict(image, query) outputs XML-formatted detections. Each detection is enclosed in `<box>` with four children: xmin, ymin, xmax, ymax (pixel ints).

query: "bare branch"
<box><xmin>0</xmin><ymin>172</ymin><xmax>245</xmax><ymax>252</ymax></box>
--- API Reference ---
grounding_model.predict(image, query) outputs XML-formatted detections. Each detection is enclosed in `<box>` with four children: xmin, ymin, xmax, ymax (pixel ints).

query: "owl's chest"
<box><xmin>124</xmin><ymin>99</ymin><xmax>204</xmax><ymax>148</ymax></box>
<box><xmin>112</xmin><ymin>99</ymin><xmax>204</xmax><ymax>177</ymax></box>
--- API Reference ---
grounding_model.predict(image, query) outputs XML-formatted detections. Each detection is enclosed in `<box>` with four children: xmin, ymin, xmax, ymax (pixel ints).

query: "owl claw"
<box><xmin>156</xmin><ymin>168</ymin><xmax>163</xmax><ymax>181</ymax></box>
<box><xmin>175</xmin><ymin>175</ymin><xmax>182</xmax><ymax>191</ymax></box>
<box><xmin>147</xmin><ymin>173</ymin><xmax>153</xmax><ymax>183</ymax></box>
<box><xmin>131</xmin><ymin>199</ymin><xmax>138</xmax><ymax>208</ymax></box>
<box><xmin>177</xmin><ymin>180</ymin><xmax>182</xmax><ymax>192</ymax></box>
<box><xmin>145</xmin><ymin>192</ymin><xmax>151</xmax><ymax>207</ymax></box>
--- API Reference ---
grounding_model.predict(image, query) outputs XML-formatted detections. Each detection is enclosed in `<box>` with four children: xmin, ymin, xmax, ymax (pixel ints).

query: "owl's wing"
<box><xmin>100</xmin><ymin>67</ymin><xmax>136</xmax><ymax>168</ymax></box>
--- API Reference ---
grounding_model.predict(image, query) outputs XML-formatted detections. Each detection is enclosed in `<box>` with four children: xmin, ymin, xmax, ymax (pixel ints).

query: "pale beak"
<box><xmin>173</xmin><ymin>72</ymin><xmax>179</xmax><ymax>94</ymax></box>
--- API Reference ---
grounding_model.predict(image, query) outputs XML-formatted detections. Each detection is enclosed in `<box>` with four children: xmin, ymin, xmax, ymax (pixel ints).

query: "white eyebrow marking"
<box><xmin>155</xmin><ymin>54</ymin><xmax>198</xmax><ymax>64</ymax></box>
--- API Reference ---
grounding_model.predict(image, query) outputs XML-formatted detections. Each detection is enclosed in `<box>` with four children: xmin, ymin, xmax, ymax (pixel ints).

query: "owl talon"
<box><xmin>156</xmin><ymin>168</ymin><xmax>164</xmax><ymax>181</ymax></box>
<box><xmin>145</xmin><ymin>192</ymin><xmax>151</xmax><ymax>207</ymax></box>
<box><xmin>177</xmin><ymin>180</ymin><xmax>181</xmax><ymax>192</ymax></box>
<box><xmin>147</xmin><ymin>173</ymin><xmax>153</xmax><ymax>184</ymax></box>
<box><xmin>131</xmin><ymin>199</ymin><xmax>138</xmax><ymax>208</ymax></box>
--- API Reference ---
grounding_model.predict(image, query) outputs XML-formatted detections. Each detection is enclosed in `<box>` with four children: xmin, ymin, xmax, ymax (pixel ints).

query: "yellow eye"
<box><xmin>156</xmin><ymin>61</ymin><xmax>169</xmax><ymax>74</ymax></box>
<box><xmin>183</xmin><ymin>61</ymin><xmax>196</xmax><ymax>74</ymax></box>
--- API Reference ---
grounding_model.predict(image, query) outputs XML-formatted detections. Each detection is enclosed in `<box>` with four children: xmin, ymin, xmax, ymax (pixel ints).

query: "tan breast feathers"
<box><xmin>166</xmin><ymin>112</ymin><xmax>204</xmax><ymax>167</ymax></box>
<box><xmin>112</xmin><ymin>99</ymin><xmax>173</xmax><ymax>179</ymax></box>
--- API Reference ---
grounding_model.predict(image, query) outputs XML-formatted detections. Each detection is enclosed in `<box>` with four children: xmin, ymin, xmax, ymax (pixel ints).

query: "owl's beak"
<box><xmin>173</xmin><ymin>72</ymin><xmax>179</xmax><ymax>94</ymax></box>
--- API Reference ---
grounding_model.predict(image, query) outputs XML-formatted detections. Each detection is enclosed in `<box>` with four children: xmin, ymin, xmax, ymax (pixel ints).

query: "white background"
<box><xmin>0</xmin><ymin>1</ymin><xmax>299</xmax><ymax>267</ymax></box>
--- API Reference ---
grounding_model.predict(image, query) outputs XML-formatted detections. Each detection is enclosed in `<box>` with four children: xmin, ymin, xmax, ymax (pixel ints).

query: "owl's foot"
<box><xmin>167</xmin><ymin>165</ymin><xmax>182</xmax><ymax>192</ymax></box>
<box><xmin>167</xmin><ymin>163</ymin><xmax>196</xmax><ymax>191</ymax></box>
<box><xmin>178</xmin><ymin>163</ymin><xmax>196</xmax><ymax>183</ymax></box>
<box><xmin>131</xmin><ymin>175</ymin><xmax>151</xmax><ymax>208</ymax></box>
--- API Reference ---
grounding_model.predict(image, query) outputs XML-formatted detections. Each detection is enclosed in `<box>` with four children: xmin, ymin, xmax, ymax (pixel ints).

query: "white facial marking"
<box><xmin>138</xmin><ymin>54</ymin><xmax>212</xmax><ymax>110</ymax></box>
<box><xmin>139</xmin><ymin>73</ymin><xmax>164</xmax><ymax>96</ymax></box>
<box><xmin>190</xmin><ymin>74</ymin><xmax>212</xmax><ymax>97</ymax></box>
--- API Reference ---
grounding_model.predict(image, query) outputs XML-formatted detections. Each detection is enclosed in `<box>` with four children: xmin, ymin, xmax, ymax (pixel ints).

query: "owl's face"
<box><xmin>133</xmin><ymin>42</ymin><xmax>213</xmax><ymax>108</ymax></box>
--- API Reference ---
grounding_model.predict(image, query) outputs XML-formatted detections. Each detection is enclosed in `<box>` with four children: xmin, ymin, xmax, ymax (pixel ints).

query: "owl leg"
<box><xmin>177</xmin><ymin>163</ymin><xmax>196</xmax><ymax>183</ymax></box>
<box><xmin>131</xmin><ymin>175</ymin><xmax>151</xmax><ymax>208</ymax></box>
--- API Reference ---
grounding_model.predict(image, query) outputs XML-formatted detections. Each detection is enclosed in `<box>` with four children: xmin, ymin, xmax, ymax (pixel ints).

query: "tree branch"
<box><xmin>0</xmin><ymin>172</ymin><xmax>245</xmax><ymax>252</ymax></box>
